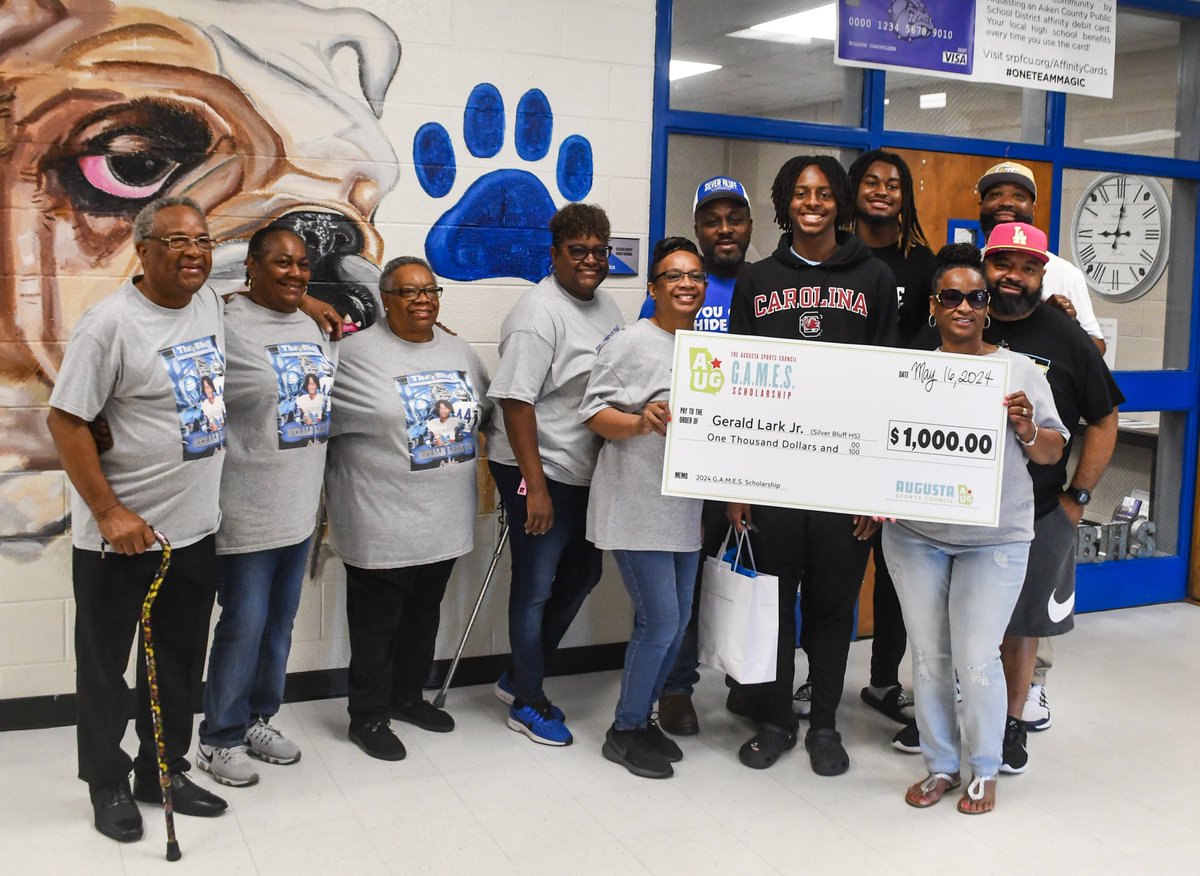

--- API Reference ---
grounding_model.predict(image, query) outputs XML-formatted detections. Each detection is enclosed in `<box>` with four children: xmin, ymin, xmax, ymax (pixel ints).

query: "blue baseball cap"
<box><xmin>693</xmin><ymin>176</ymin><xmax>750</xmax><ymax>214</ymax></box>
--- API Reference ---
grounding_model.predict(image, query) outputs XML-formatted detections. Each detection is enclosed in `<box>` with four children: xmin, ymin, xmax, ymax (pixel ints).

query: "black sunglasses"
<box><xmin>934</xmin><ymin>288</ymin><xmax>989</xmax><ymax>310</ymax></box>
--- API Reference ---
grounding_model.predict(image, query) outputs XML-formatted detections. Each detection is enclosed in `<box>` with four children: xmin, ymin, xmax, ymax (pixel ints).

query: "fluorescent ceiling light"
<box><xmin>1083</xmin><ymin>128</ymin><xmax>1181</xmax><ymax>148</ymax></box>
<box><xmin>919</xmin><ymin>91</ymin><xmax>946</xmax><ymax>109</ymax></box>
<box><xmin>727</xmin><ymin>3</ymin><xmax>837</xmax><ymax>44</ymax></box>
<box><xmin>669</xmin><ymin>60</ymin><xmax>722</xmax><ymax>81</ymax></box>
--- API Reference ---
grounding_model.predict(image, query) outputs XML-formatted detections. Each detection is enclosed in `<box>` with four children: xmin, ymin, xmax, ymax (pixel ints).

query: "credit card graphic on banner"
<box><xmin>393</xmin><ymin>370</ymin><xmax>480</xmax><ymax>471</ymax></box>
<box><xmin>266</xmin><ymin>342</ymin><xmax>335</xmax><ymax>450</ymax></box>
<box><xmin>158</xmin><ymin>335</ymin><xmax>227</xmax><ymax>460</ymax></box>
<box><xmin>838</xmin><ymin>0</ymin><xmax>975</xmax><ymax>75</ymax></box>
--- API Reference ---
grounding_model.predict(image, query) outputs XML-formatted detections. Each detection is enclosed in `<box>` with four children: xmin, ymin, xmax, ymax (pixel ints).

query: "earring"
<box><xmin>984</xmin><ymin>314</ymin><xmax>991</xmax><ymax>328</ymax></box>
<box><xmin>928</xmin><ymin>314</ymin><xmax>936</xmax><ymax>328</ymax></box>
<box><xmin>246</xmin><ymin>277</ymin><xmax>254</xmax><ymax>291</ymax></box>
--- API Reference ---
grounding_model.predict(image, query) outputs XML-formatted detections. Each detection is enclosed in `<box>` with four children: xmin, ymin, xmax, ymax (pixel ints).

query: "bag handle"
<box><xmin>734</xmin><ymin>528</ymin><xmax>758</xmax><ymax>574</ymax></box>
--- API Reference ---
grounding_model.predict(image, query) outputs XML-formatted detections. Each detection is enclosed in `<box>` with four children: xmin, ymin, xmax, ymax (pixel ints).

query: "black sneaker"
<box><xmin>90</xmin><ymin>778</ymin><xmax>143</xmax><ymax>842</ymax></box>
<box><xmin>1000</xmin><ymin>715</ymin><xmax>1028</xmax><ymax>774</ymax></box>
<box><xmin>391</xmin><ymin>699</ymin><xmax>455</xmax><ymax>733</ymax></box>
<box><xmin>349</xmin><ymin>720</ymin><xmax>407</xmax><ymax>761</ymax></box>
<box><xmin>643</xmin><ymin>715</ymin><xmax>683</xmax><ymax>763</ymax></box>
<box><xmin>892</xmin><ymin>721</ymin><xmax>920</xmax><ymax>754</ymax></box>
<box><xmin>602</xmin><ymin>725</ymin><xmax>673</xmax><ymax>779</ymax></box>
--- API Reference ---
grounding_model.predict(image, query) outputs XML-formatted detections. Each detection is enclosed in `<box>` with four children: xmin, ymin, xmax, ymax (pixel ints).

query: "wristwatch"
<box><xmin>1066</xmin><ymin>486</ymin><xmax>1092</xmax><ymax>506</ymax></box>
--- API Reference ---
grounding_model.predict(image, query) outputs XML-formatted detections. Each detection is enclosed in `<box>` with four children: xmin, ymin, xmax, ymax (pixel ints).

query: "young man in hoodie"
<box><xmin>727</xmin><ymin>155</ymin><xmax>898</xmax><ymax>777</ymax></box>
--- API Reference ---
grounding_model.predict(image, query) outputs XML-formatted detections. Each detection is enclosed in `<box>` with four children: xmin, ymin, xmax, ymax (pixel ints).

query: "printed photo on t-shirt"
<box><xmin>393</xmin><ymin>369</ymin><xmax>480</xmax><ymax>471</ymax></box>
<box><xmin>158</xmin><ymin>335</ymin><xmax>226</xmax><ymax>460</ymax></box>
<box><xmin>265</xmin><ymin>342</ymin><xmax>335</xmax><ymax>450</ymax></box>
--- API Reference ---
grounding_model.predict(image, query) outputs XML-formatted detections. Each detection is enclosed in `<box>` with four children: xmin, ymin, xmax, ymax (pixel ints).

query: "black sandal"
<box><xmin>737</xmin><ymin>723</ymin><xmax>797</xmax><ymax>770</ymax></box>
<box><xmin>805</xmin><ymin>727</ymin><xmax>850</xmax><ymax>776</ymax></box>
<box><xmin>860</xmin><ymin>685</ymin><xmax>913</xmax><ymax>725</ymax></box>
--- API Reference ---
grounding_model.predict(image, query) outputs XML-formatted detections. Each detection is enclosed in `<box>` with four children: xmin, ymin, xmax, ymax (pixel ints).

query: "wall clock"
<box><xmin>1069</xmin><ymin>173</ymin><xmax>1170</xmax><ymax>303</ymax></box>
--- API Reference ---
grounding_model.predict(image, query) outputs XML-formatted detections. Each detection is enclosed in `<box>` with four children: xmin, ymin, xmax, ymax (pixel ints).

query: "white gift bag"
<box><xmin>697</xmin><ymin>528</ymin><xmax>779</xmax><ymax>684</ymax></box>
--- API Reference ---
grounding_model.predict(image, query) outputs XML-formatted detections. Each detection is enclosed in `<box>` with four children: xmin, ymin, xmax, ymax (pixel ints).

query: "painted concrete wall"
<box><xmin>0</xmin><ymin>0</ymin><xmax>656</xmax><ymax>700</ymax></box>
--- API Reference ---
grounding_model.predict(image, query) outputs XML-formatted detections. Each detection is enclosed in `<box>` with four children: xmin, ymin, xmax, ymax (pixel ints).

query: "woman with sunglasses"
<box><xmin>882</xmin><ymin>243</ymin><xmax>1067</xmax><ymax>814</ymax></box>
<box><xmin>581</xmin><ymin>237</ymin><xmax>707</xmax><ymax>779</ymax></box>
<box><xmin>325</xmin><ymin>256</ymin><xmax>490</xmax><ymax>760</ymax></box>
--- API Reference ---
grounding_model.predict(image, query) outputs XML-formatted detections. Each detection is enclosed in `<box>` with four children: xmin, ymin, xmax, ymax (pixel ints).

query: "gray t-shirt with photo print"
<box><xmin>50</xmin><ymin>281</ymin><xmax>226</xmax><ymax>551</ymax></box>
<box><xmin>216</xmin><ymin>294</ymin><xmax>338</xmax><ymax>555</ymax></box>
<box><xmin>326</xmin><ymin>324</ymin><xmax>491</xmax><ymax>569</ymax></box>
<box><xmin>486</xmin><ymin>274</ymin><xmax>623</xmax><ymax>486</ymax></box>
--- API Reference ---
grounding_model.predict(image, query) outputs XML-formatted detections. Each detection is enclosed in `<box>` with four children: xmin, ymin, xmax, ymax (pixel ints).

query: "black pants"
<box><xmin>344</xmin><ymin>559</ymin><xmax>455</xmax><ymax>724</ymax></box>
<box><xmin>733</xmin><ymin>508</ymin><xmax>870</xmax><ymax>731</ymax></box>
<box><xmin>868</xmin><ymin>530</ymin><xmax>908</xmax><ymax>689</ymax></box>
<box><xmin>73</xmin><ymin>536</ymin><xmax>217</xmax><ymax>789</ymax></box>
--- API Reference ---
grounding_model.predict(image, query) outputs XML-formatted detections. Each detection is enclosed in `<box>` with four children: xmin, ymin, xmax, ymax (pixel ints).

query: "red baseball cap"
<box><xmin>983</xmin><ymin>222</ymin><xmax>1049</xmax><ymax>264</ymax></box>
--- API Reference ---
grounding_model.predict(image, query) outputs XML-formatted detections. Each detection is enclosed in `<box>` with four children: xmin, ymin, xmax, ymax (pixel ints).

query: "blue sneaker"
<box><xmin>507</xmin><ymin>701</ymin><xmax>572</xmax><ymax>746</ymax></box>
<box><xmin>494</xmin><ymin>672</ymin><xmax>565</xmax><ymax>720</ymax></box>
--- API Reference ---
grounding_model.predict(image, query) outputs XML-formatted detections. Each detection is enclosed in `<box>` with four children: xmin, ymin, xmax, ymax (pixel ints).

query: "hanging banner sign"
<box><xmin>835</xmin><ymin>0</ymin><xmax>1117</xmax><ymax>99</ymax></box>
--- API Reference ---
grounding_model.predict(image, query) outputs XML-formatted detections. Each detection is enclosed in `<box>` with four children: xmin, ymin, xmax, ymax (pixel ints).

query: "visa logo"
<box><xmin>942</xmin><ymin>51</ymin><xmax>968</xmax><ymax>65</ymax></box>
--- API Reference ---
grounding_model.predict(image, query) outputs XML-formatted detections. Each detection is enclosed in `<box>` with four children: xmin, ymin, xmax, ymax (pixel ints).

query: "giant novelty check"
<box><xmin>661</xmin><ymin>332</ymin><xmax>1011</xmax><ymax>527</ymax></box>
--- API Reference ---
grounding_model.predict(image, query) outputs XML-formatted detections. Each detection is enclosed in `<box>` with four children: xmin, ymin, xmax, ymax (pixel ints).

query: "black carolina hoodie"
<box><xmin>730</xmin><ymin>231</ymin><xmax>899</xmax><ymax>348</ymax></box>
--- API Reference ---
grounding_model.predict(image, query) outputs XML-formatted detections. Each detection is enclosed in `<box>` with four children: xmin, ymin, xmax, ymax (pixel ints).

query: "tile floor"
<box><xmin>2</xmin><ymin>602</ymin><xmax>1199</xmax><ymax>875</ymax></box>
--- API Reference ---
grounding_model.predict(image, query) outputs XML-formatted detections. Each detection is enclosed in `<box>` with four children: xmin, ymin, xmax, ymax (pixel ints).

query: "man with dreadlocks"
<box><xmin>846</xmin><ymin>150</ymin><xmax>938</xmax><ymax>345</ymax></box>
<box><xmin>845</xmin><ymin>151</ymin><xmax>935</xmax><ymax>753</ymax></box>
<box><xmin>727</xmin><ymin>155</ymin><xmax>898</xmax><ymax>777</ymax></box>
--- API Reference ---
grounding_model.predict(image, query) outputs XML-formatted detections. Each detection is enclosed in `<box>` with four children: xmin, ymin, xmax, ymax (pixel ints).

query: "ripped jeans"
<box><xmin>882</xmin><ymin>524</ymin><xmax>1029</xmax><ymax>779</ymax></box>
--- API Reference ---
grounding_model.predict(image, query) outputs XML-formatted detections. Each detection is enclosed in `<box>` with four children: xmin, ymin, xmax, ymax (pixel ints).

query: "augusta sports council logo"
<box><xmin>688</xmin><ymin>347</ymin><xmax>725</xmax><ymax>395</ymax></box>
<box><xmin>894</xmin><ymin>480</ymin><xmax>975</xmax><ymax>506</ymax></box>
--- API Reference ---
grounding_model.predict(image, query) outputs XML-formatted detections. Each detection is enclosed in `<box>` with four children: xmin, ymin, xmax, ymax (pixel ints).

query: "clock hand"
<box><xmin>1110</xmin><ymin>202</ymin><xmax>1126</xmax><ymax>250</ymax></box>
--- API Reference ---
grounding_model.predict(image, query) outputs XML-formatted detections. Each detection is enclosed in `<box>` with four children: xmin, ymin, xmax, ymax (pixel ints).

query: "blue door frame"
<box><xmin>650</xmin><ymin>0</ymin><xmax>1200</xmax><ymax>612</ymax></box>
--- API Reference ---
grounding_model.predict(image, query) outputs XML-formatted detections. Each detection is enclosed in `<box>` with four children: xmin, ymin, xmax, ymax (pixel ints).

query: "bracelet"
<box><xmin>92</xmin><ymin>500</ymin><xmax>122</xmax><ymax>521</ymax></box>
<box><xmin>1017</xmin><ymin>422</ymin><xmax>1038</xmax><ymax>447</ymax></box>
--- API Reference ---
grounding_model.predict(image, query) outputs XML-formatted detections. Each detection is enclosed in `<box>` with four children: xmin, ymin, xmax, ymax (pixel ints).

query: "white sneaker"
<box><xmin>792</xmin><ymin>682</ymin><xmax>812</xmax><ymax>719</ymax></box>
<box><xmin>245</xmin><ymin>718</ymin><xmax>302</xmax><ymax>764</ymax></box>
<box><xmin>197</xmin><ymin>743</ymin><xmax>259</xmax><ymax>787</ymax></box>
<box><xmin>1021</xmin><ymin>683</ymin><xmax>1051</xmax><ymax>731</ymax></box>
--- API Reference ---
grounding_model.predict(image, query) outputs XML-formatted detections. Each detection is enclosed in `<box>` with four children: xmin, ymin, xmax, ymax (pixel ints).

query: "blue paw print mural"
<box><xmin>414</xmin><ymin>83</ymin><xmax>594</xmax><ymax>283</ymax></box>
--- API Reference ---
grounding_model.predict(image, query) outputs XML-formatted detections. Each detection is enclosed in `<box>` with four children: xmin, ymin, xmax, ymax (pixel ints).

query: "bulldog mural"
<box><xmin>0</xmin><ymin>0</ymin><xmax>401</xmax><ymax>553</ymax></box>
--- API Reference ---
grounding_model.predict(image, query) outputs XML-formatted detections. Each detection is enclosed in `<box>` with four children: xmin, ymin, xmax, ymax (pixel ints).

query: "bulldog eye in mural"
<box><xmin>1</xmin><ymin>1</ymin><xmax>602</xmax><ymax>557</ymax></box>
<box><xmin>415</xmin><ymin>83</ymin><xmax>595</xmax><ymax>283</ymax></box>
<box><xmin>0</xmin><ymin>0</ymin><xmax>400</xmax><ymax>551</ymax></box>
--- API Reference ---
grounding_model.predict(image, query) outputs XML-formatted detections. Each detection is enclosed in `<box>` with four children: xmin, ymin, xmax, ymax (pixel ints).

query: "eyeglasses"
<box><xmin>650</xmin><ymin>269</ymin><xmax>708</xmax><ymax>285</ymax></box>
<box><xmin>383</xmin><ymin>286</ymin><xmax>444</xmax><ymax>300</ymax></box>
<box><xmin>934</xmin><ymin>288</ymin><xmax>989</xmax><ymax>310</ymax></box>
<box><xmin>562</xmin><ymin>244</ymin><xmax>612</xmax><ymax>262</ymax></box>
<box><xmin>151</xmin><ymin>235</ymin><xmax>216</xmax><ymax>251</ymax></box>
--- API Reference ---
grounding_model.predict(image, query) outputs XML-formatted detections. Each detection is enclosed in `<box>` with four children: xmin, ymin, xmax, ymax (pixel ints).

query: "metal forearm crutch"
<box><xmin>432</xmin><ymin>505</ymin><xmax>509</xmax><ymax>708</ymax></box>
<box><xmin>140</xmin><ymin>531</ymin><xmax>182</xmax><ymax>862</ymax></box>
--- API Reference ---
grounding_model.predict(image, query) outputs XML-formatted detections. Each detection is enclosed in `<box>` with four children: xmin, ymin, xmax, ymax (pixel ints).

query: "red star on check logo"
<box><xmin>710</xmin><ymin>357</ymin><xmax>722</xmax><ymax>368</ymax></box>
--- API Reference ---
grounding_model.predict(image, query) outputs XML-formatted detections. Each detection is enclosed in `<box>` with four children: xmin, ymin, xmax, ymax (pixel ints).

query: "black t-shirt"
<box><xmin>983</xmin><ymin>305</ymin><xmax>1124</xmax><ymax>517</ymax></box>
<box><xmin>869</xmin><ymin>243</ymin><xmax>937</xmax><ymax>345</ymax></box>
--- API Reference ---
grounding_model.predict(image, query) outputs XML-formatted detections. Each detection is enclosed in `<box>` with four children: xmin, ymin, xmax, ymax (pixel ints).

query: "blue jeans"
<box><xmin>662</xmin><ymin>502</ymin><xmax>727</xmax><ymax>696</ymax></box>
<box><xmin>613</xmin><ymin>550</ymin><xmax>699</xmax><ymax>730</ymax></box>
<box><xmin>490</xmin><ymin>462</ymin><xmax>604</xmax><ymax>705</ymax></box>
<box><xmin>882</xmin><ymin>524</ymin><xmax>1028</xmax><ymax>778</ymax></box>
<box><xmin>200</xmin><ymin>536</ymin><xmax>311</xmax><ymax>747</ymax></box>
